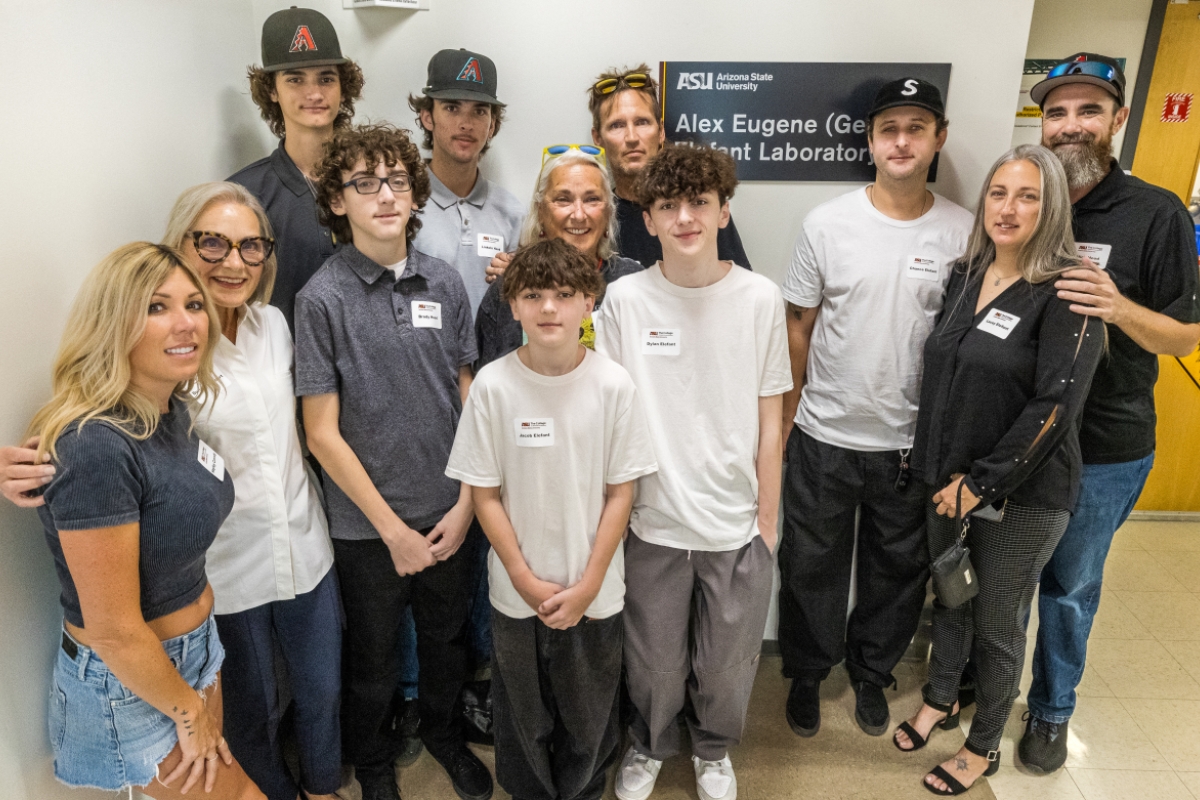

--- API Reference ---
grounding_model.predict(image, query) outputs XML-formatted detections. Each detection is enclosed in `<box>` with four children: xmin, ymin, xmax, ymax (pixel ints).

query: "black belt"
<box><xmin>61</xmin><ymin>631</ymin><xmax>78</xmax><ymax>660</ymax></box>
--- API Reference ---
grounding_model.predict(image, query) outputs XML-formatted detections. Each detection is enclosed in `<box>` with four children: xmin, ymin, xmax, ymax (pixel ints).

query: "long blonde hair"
<box><xmin>163</xmin><ymin>182</ymin><xmax>278</xmax><ymax>306</ymax></box>
<box><xmin>28</xmin><ymin>242</ymin><xmax>222</xmax><ymax>461</ymax></box>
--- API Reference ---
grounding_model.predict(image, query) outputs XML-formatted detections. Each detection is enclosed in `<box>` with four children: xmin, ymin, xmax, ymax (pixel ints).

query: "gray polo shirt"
<box><xmin>412</xmin><ymin>169</ymin><xmax>525</xmax><ymax>319</ymax></box>
<box><xmin>294</xmin><ymin>245</ymin><xmax>477</xmax><ymax>539</ymax></box>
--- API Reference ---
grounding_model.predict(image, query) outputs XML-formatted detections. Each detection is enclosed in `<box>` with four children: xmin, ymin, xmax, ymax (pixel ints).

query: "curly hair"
<box><xmin>313</xmin><ymin>123</ymin><xmax>431</xmax><ymax>246</ymax></box>
<box><xmin>634</xmin><ymin>144</ymin><xmax>739</xmax><ymax>208</ymax></box>
<box><xmin>501</xmin><ymin>239</ymin><xmax>605</xmax><ymax>303</ymax></box>
<box><xmin>588</xmin><ymin>64</ymin><xmax>660</xmax><ymax>133</ymax></box>
<box><xmin>406</xmin><ymin>93</ymin><xmax>505</xmax><ymax>155</ymax></box>
<box><xmin>248</xmin><ymin>61</ymin><xmax>365</xmax><ymax>139</ymax></box>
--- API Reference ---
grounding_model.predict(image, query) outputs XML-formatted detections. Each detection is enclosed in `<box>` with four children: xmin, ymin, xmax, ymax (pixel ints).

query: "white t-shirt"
<box><xmin>445</xmin><ymin>349</ymin><xmax>658</xmax><ymax>620</ymax></box>
<box><xmin>194</xmin><ymin>303</ymin><xmax>334</xmax><ymax>615</ymax></box>
<box><xmin>594</xmin><ymin>263</ymin><xmax>792</xmax><ymax>551</ymax></box>
<box><xmin>782</xmin><ymin>188</ymin><xmax>973</xmax><ymax>451</ymax></box>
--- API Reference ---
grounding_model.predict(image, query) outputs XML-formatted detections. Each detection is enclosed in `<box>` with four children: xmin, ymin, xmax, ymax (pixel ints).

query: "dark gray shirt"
<box><xmin>229</xmin><ymin>143</ymin><xmax>339</xmax><ymax>332</ymax></box>
<box><xmin>294</xmin><ymin>245</ymin><xmax>477</xmax><ymax>538</ymax></box>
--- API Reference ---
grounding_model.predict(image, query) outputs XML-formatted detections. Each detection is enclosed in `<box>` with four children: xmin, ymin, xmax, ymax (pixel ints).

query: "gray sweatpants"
<box><xmin>623</xmin><ymin>533</ymin><xmax>775</xmax><ymax>762</ymax></box>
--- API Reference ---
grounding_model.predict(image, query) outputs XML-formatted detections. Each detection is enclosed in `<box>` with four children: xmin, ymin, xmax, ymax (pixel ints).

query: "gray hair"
<box><xmin>162</xmin><ymin>182</ymin><xmax>277</xmax><ymax>307</ymax></box>
<box><xmin>959</xmin><ymin>144</ymin><xmax>1078</xmax><ymax>286</ymax></box>
<box><xmin>518</xmin><ymin>150</ymin><xmax>619</xmax><ymax>260</ymax></box>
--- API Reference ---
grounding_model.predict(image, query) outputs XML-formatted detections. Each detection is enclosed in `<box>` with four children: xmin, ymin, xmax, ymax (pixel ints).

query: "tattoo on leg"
<box><xmin>955</xmin><ymin>757</ymin><xmax>968</xmax><ymax>771</ymax></box>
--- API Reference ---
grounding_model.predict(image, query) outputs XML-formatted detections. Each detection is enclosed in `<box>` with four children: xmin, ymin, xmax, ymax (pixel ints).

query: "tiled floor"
<box><xmin>341</xmin><ymin>518</ymin><xmax>1200</xmax><ymax>800</ymax></box>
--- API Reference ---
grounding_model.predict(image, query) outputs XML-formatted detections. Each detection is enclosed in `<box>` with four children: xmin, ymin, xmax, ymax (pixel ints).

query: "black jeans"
<box><xmin>333</xmin><ymin>529</ymin><xmax>473</xmax><ymax>772</ymax></box>
<box><xmin>492</xmin><ymin>610</ymin><xmax>623</xmax><ymax>800</ymax></box>
<box><xmin>777</xmin><ymin>427</ymin><xmax>929</xmax><ymax>687</ymax></box>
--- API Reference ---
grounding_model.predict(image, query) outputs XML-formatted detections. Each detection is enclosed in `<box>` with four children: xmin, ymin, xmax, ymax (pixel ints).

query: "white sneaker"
<box><xmin>692</xmin><ymin>754</ymin><xmax>737</xmax><ymax>800</ymax></box>
<box><xmin>615</xmin><ymin>745</ymin><xmax>663</xmax><ymax>800</ymax></box>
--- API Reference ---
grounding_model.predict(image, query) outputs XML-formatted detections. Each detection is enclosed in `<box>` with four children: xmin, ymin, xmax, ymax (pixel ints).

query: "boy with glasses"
<box><xmin>229</xmin><ymin>6</ymin><xmax>365</xmax><ymax>331</ymax></box>
<box><xmin>595</xmin><ymin>145</ymin><xmax>790</xmax><ymax>800</ymax></box>
<box><xmin>447</xmin><ymin>237</ymin><xmax>657</xmax><ymax>800</ymax></box>
<box><xmin>294</xmin><ymin>123</ymin><xmax>491</xmax><ymax>800</ymax></box>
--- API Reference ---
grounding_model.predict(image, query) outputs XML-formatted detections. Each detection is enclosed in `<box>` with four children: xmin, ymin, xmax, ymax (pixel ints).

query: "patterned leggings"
<box><xmin>925</xmin><ymin>502</ymin><xmax>1069</xmax><ymax>752</ymax></box>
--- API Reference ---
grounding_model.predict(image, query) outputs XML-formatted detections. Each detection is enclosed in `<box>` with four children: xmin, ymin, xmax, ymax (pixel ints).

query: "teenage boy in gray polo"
<box><xmin>410</xmin><ymin>49</ymin><xmax>524</xmax><ymax>317</ymax></box>
<box><xmin>229</xmin><ymin>6</ymin><xmax>365</xmax><ymax>331</ymax></box>
<box><xmin>295</xmin><ymin>122</ymin><xmax>492</xmax><ymax>800</ymax></box>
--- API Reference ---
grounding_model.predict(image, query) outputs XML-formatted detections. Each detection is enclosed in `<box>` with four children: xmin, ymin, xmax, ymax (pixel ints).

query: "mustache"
<box><xmin>1048</xmin><ymin>132</ymin><xmax>1097</xmax><ymax>147</ymax></box>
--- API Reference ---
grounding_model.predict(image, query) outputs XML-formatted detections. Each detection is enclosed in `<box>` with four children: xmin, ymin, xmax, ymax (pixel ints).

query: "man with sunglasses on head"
<box><xmin>589</xmin><ymin>65</ymin><xmax>752</xmax><ymax>269</ymax></box>
<box><xmin>229</xmin><ymin>6</ymin><xmax>365</xmax><ymax>332</ymax></box>
<box><xmin>1018</xmin><ymin>53</ymin><xmax>1200</xmax><ymax>775</ymax></box>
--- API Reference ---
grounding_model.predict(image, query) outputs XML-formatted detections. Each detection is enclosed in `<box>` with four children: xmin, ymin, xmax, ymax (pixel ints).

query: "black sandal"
<box><xmin>893</xmin><ymin>698</ymin><xmax>960</xmax><ymax>752</ymax></box>
<box><xmin>923</xmin><ymin>742</ymin><xmax>1000</xmax><ymax>796</ymax></box>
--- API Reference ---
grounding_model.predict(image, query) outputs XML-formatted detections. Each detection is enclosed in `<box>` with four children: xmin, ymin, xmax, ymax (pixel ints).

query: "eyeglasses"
<box><xmin>1046</xmin><ymin>59</ymin><xmax>1117</xmax><ymax>84</ymax></box>
<box><xmin>188</xmin><ymin>231</ymin><xmax>274</xmax><ymax>266</ymax></box>
<box><xmin>541</xmin><ymin>144</ymin><xmax>607</xmax><ymax>168</ymax></box>
<box><xmin>342</xmin><ymin>173</ymin><xmax>412</xmax><ymax>195</ymax></box>
<box><xmin>592</xmin><ymin>72</ymin><xmax>651</xmax><ymax>96</ymax></box>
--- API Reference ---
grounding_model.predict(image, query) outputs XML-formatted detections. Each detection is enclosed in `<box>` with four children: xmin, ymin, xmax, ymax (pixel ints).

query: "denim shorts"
<box><xmin>48</xmin><ymin>613</ymin><xmax>224</xmax><ymax>790</ymax></box>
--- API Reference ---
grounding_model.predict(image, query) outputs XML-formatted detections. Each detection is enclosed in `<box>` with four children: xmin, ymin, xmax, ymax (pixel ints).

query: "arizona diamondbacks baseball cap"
<box><xmin>422</xmin><ymin>49</ymin><xmax>505</xmax><ymax>107</ymax></box>
<box><xmin>261</xmin><ymin>7</ymin><xmax>348</xmax><ymax>72</ymax></box>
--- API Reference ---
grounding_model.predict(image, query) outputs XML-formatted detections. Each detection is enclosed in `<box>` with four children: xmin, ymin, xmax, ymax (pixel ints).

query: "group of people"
<box><xmin>1</xmin><ymin>7</ymin><xmax>1198</xmax><ymax>800</ymax></box>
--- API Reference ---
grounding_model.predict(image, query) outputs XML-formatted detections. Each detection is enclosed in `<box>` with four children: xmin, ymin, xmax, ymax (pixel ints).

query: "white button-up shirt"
<box><xmin>195</xmin><ymin>303</ymin><xmax>333</xmax><ymax>615</ymax></box>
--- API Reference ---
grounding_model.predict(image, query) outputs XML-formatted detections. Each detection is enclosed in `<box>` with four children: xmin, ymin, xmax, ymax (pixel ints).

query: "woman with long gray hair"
<box><xmin>893</xmin><ymin>145</ymin><xmax>1104</xmax><ymax>795</ymax></box>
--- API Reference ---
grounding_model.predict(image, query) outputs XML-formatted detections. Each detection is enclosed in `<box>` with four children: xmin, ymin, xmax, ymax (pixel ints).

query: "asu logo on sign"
<box><xmin>457</xmin><ymin>57</ymin><xmax>484</xmax><ymax>84</ymax></box>
<box><xmin>290</xmin><ymin>25</ymin><xmax>318</xmax><ymax>53</ymax></box>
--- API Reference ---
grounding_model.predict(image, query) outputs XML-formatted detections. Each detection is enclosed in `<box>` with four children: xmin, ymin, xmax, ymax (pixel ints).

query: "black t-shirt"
<box><xmin>913</xmin><ymin>266</ymin><xmax>1104</xmax><ymax>512</ymax></box>
<box><xmin>1071</xmin><ymin>162</ymin><xmax>1200</xmax><ymax>463</ymax></box>
<box><xmin>615</xmin><ymin>195</ymin><xmax>752</xmax><ymax>270</ymax></box>
<box><xmin>229</xmin><ymin>143</ymin><xmax>340</xmax><ymax>333</ymax></box>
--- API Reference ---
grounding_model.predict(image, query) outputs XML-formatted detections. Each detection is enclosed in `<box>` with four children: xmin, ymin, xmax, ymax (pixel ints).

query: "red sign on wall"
<box><xmin>1162</xmin><ymin>93</ymin><xmax>1192</xmax><ymax>123</ymax></box>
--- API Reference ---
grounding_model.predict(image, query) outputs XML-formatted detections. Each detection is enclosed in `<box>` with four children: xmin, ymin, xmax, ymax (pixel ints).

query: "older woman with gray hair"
<box><xmin>474</xmin><ymin>145</ymin><xmax>644</xmax><ymax>369</ymax></box>
<box><xmin>895</xmin><ymin>145</ymin><xmax>1105</xmax><ymax>795</ymax></box>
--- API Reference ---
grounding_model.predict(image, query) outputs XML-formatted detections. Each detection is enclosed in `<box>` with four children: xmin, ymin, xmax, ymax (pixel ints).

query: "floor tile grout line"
<box><xmin>1116</xmin><ymin>695</ymin><xmax>1186</xmax><ymax>777</ymax></box>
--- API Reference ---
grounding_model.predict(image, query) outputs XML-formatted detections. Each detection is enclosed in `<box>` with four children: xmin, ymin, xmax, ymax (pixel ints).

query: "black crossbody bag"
<box><xmin>930</xmin><ymin>482</ymin><xmax>980</xmax><ymax>609</ymax></box>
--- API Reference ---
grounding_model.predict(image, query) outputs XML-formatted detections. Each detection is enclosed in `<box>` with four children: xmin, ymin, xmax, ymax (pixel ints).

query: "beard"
<box><xmin>1047</xmin><ymin>131</ymin><xmax>1112</xmax><ymax>190</ymax></box>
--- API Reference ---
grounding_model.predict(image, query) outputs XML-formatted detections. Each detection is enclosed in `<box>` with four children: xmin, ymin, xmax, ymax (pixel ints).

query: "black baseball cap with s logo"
<box><xmin>261</xmin><ymin>7</ymin><xmax>348</xmax><ymax>73</ymax></box>
<box><xmin>868</xmin><ymin>77</ymin><xmax>946</xmax><ymax>119</ymax></box>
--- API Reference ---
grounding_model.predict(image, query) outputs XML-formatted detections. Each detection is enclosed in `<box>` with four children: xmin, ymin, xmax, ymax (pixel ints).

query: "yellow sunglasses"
<box><xmin>541</xmin><ymin>144</ymin><xmax>607</xmax><ymax>168</ymax></box>
<box><xmin>592</xmin><ymin>72</ymin><xmax>651</xmax><ymax>96</ymax></box>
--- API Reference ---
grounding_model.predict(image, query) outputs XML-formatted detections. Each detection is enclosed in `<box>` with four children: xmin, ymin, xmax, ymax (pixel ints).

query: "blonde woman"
<box><xmin>163</xmin><ymin>182</ymin><xmax>341</xmax><ymax>800</ymax></box>
<box><xmin>898</xmin><ymin>145</ymin><xmax>1105</xmax><ymax>795</ymax></box>
<box><xmin>30</xmin><ymin>243</ymin><xmax>264</xmax><ymax>799</ymax></box>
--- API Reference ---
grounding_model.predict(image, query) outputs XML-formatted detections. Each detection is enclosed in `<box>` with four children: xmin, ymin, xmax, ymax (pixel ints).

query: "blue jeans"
<box><xmin>1027</xmin><ymin>454</ymin><xmax>1154</xmax><ymax>723</ymax></box>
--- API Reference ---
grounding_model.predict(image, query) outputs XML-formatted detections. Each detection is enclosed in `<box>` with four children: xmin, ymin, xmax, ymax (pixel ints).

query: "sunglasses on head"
<box><xmin>1047</xmin><ymin>59</ymin><xmax>1117</xmax><ymax>84</ymax></box>
<box><xmin>541</xmin><ymin>144</ymin><xmax>607</xmax><ymax>168</ymax></box>
<box><xmin>592</xmin><ymin>72</ymin><xmax>651</xmax><ymax>96</ymax></box>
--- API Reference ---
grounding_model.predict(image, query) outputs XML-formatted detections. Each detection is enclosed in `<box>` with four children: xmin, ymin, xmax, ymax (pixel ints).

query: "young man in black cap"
<box><xmin>229</xmin><ymin>6</ymin><xmax>364</xmax><ymax>331</ymax></box>
<box><xmin>776</xmin><ymin>78</ymin><xmax>973</xmax><ymax>740</ymax></box>
<box><xmin>1019</xmin><ymin>53</ymin><xmax>1200</xmax><ymax>774</ymax></box>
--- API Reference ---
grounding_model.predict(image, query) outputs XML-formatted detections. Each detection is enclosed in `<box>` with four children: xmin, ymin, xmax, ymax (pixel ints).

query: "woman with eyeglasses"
<box><xmin>161</xmin><ymin>182</ymin><xmax>343</xmax><ymax>800</ymax></box>
<box><xmin>474</xmin><ymin>145</ymin><xmax>645</xmax><ymax>369</ymax></box>
<box><xmin>895</xmin><ymin>145</ymin><xmax>1104</xmax><ymax>795</ymax></box>
<box><xmin>30</xmin><ymin>242</ymin><xmax>266</xmax><ymax>799</ymax></box>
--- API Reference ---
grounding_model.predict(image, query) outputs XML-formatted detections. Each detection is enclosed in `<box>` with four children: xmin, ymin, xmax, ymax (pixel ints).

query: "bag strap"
<box><xmin>955</xmin><ymin>480</ymin><xmax>971</xmax><ymax>543</ymax></box>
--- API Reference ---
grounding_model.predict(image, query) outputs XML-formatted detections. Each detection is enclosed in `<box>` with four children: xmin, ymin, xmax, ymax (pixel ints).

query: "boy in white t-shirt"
<box><xmin>446</xmin><ymin>238</ymin><xmax>658</xmax><ymax>800</ymax></box>
<box><xmin>776</xmin><ymin>79</ymin><xmax>974</xmax><ymax>743</ymax></box>
<box><xmin>595</xmin><ymin>146</ymin><xmax>792</xmax><ymax>800</ymax></box>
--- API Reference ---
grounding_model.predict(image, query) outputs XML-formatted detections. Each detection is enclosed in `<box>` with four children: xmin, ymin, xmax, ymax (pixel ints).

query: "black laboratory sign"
<box><xmin>659</xmin><ymin>62</ymin><xmax>952</xmax><ymax>182</ymax></box>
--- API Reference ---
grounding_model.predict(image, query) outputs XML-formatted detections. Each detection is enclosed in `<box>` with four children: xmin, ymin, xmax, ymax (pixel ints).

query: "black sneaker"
<box><xmin>432</xmin><ymin>745</ymin><xmax>493</xmax><ymax>800</ymax></box>
<box><xmin>785</xmin><ymin>677</ymin><xmax>821</xmax><ymax>737</ymax></box>
<box><xmin>852</xmin><ymin>681</ymin><xmax>890</xmax><ymax>736</ymax></box>
<box><xmin>393</xmin><ymin>699</ymin><xmax>423</xmax><ymax>769</ymax></box>
<box><xmin>357</xmin><ymin>766</ymin><xmax>402</xmax><ymax>800</ymax></box>
<box><xmin>1019</xmin><ymin>713</ymin><xmax>1069</xmax><ymax>774</ymax></box>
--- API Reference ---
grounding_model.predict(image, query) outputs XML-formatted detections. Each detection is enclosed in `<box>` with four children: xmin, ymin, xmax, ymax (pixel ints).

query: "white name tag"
<box><xmin>978</xmin><ymin>308</ymin><xmax>1021</xmax><ymax>339</ymax></box>
<box><xmin>1075</xmin><ymin>242</ymin><xmax>1112</xmax><ymax>270</ymax></box>
<box><xmin>906</xmin><ymin>254</ymin><xmax>941</xmax><ymax>282</ymax></box>
<box><xmin>641</xmin><ymin>328</ymin><xmax>681</xmax><ymax>355</ymax></box>
<box><xmin>197</xmin><ymin>440</ymin><xmax>225</xmax><ymax>481</ymax></box>
<box><xmin>477</xmin><ymin>234</ymin><xmax>504</xmax><ymax>258</ymax></box>
<box><xmin>412</xmin><ymin>301</ymin><xmax>443</xmax><ymax>329</ymax></box>
<box><xmin>514</xmin><ymin>418</ymin><xmax>555</xmax><ymax>447</ymax></box>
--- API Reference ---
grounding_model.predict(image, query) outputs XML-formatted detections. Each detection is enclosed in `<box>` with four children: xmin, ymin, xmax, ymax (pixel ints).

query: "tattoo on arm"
<box><xmin>789</xmin><ymin>305</ymin><xmax>810</xmax><ymax>321</ymax></box>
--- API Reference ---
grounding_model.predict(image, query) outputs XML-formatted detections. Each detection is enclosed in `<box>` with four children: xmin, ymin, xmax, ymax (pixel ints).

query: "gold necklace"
<box><xmin>868</xmin><ymin>185</ymin><xmax>930</xmax><ymax>218</ymax></box>
<box><xmin>987</xmin><ymin>266</ymin><xmax>1020</xmax><ymax>286</ymax></box>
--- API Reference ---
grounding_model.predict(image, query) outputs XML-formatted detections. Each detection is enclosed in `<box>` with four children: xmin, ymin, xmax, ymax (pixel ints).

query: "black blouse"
<box><xmin>912</xmin><ymin>264</ymin><xmax>1104</xmax><ymax>512</ymax></box>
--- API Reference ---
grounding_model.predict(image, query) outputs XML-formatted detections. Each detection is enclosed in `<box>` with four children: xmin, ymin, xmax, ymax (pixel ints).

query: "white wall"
<box><xmin>0</xmin><ymin>2</ymin><xmax>262</xmax><ymax>797</ymax></box>
<box><xmin>0</xmin><ymin>0</ymin><xmax>1043</xmax><ymax>794</ymax></box>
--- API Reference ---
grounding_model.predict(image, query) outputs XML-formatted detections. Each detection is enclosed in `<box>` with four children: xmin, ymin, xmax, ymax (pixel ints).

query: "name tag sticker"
<box><xmin>514</xmin><ymin>418</ymin><xmax>555</xmax><ymax>447</ymax></box>
<box><xmin>412</xmin><ymin>301</ymin><xmax>443</xmax><ymax>329</ymax></box>
<box><xmin>477</xmin><ymin>234</ymin><xmax>504</xmax><ymax>258</ymax></box>
<box><xmin>641</xmin><ymin>328</ymin><xmax>681</xmax><ymax>355</ymax></box>
<box><xmin>197</xmin><ymin>440</ymin><xmax>225</xmax><ymax>481</ymax></box>
<box><xmin>978</xmin><ymin>308</ymin><xmax>1021</xmax><ymax>339</ymax></box>
<box><xmin>906</xmin><ymin>254</ymin><xmax>941</xmax><ymax>282</ymax></box>
<box><xmin>1075</xmin><ymin>242</ymin><xmax>1112</xmax><ymax>270</ymax></box>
